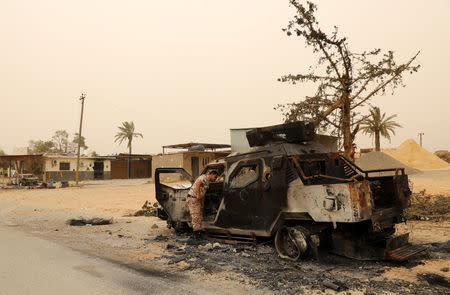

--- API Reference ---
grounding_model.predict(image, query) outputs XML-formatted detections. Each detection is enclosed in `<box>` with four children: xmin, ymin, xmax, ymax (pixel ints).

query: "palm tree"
<box><xmin>114</xmin><ymin>121</ymin><xmax>143</xmax><ymax>154</ymax></box>
<box><xmin>361</xmin><ymin>107</ymin><xmax>402</xmax><ymax>151</ymax></box>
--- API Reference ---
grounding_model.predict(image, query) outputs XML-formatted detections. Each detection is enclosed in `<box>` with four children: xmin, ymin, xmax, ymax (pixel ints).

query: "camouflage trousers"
<box><xmin>187</xmin><ymin>197</ymin><xmax>203</xmax><ymax>231</ymax></box>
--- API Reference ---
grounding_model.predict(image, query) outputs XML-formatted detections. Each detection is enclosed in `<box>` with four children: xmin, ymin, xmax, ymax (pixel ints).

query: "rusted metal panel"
<box><xmin>111</xmin><ymin>159</ymin><xmax>152</xmax><ymax>179</ymax></box>
<box><xmin>386</xmin><ymin>244</ymin><xmax>427</xmax><ymax>261</ymax></box>
<box><xmin>347</xmin><ymin>180</ymin><xmax>373</xmax><ymax>220</ymax></box>
<box><xmin>393</xmin><ymin>173</ymin><xmax>411</xmax><ymax>209</ymax></box>
<box><xmin>385</xmin><ymin>233</ymin><xmax>427</xmax><ymax>261</ymax></box>
<box><xmin>110</xmin><ymin>160</ymin><xmax>128</xmax><ymax>179</ymax></box>
<box><xmin>130</xmin><ymin>160</ymin><xmax>151</xmax><ymax>178</ymax></box>
<box><xmin>371</xmin><ymin>207</ymin><xmax>403</xmax><ymax>232</ymax></box>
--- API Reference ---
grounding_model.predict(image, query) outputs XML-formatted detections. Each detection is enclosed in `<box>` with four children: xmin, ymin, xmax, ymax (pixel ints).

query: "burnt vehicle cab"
<box><xmin>155</xmin><ymin>121</ymin><xmax>425</xmax><ymax>261</ymax></box>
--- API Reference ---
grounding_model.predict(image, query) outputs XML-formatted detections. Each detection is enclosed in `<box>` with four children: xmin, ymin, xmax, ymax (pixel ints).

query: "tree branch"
<box><xmin>313</xmin><ymin>96</ymin><xmax>341</xmax><ymax>126</ymax></box>
<box><xmin>351</xmin><ymin>123</ymin><xmax>360</xmax><ymax>142</ymax></box>
<box><xmin>298</xmin><ymin>8</ymin><xmax>342</xmax><ymax>80</ymax></box>
<box><xmin>350</xmin><ymin>51</ymin><xmax>420</xmax><ymax>109</ymax></box>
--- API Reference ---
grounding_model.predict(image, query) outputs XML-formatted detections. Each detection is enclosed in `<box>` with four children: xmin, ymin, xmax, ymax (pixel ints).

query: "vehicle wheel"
<box><xmin>274</xmin><ymin>226</ymin><xmax>309</xmax><ymax>261</ymax></box>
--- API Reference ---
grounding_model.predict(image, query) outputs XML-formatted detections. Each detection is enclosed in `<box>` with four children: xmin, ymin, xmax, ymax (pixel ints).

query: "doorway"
<box><xmin>93</xmin><ymin>161</ymin><xmax>104</xmax><ymax>180</ymax></box>
<box><xmin>191</xmin><ymin>157</ymin><xmax>199</xmax><ymax>178</ymax></box>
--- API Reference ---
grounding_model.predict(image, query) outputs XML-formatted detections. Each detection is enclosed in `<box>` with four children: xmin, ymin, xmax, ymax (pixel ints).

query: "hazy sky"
<box><xmin>1</xmin><ymin>0</ymin><xmax>449</xmax><ymax>155</ymax></box>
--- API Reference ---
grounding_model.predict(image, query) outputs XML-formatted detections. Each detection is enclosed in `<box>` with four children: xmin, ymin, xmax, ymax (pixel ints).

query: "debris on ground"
<box><xmin>154</xmin><ymin>234</ymin><xmax>169</xmax><ymax>242</ymax></box>
<box><xmin>198</xmin><ymin>243</ymin><xmax>213</xmax><ymax>251</ymax></box>
<box><xmin>405</xmin><ymin>193</ymin><xmax>450</xmax><ymax>221</ymax></box>
<box><xmin>66</xmin><ymin>217</ymin><xmax>113</xmax><ymax>226</ymax></box>
<box><xmin>416</xmin><ymin>273</ymin><xmax>450</xmax><ymax>289</ymax></box>
<box><xmin>130</xmin><ymin>200</ymin><xmax>158</xmax><ymax>217</ymax></box>
<box><xmin>153</xmin><ymin>232</ymin><xmax>449</xmax><ymax>294</ymax></box>
<box><xmin>322</xmin><ymin>280</ymin><xmax>344</xmax><ymax>291</ymax></box>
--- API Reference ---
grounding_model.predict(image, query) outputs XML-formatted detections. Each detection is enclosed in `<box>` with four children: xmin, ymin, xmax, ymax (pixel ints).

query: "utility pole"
<box><xmin>418</xmin><ymin>132</ymin><xmax>424</xmax><ymax>147</ymax></box>
<box><xmin>76</xmin><ymin>93</ymin><xmax>86</xmax><ymax>185</ymax></box>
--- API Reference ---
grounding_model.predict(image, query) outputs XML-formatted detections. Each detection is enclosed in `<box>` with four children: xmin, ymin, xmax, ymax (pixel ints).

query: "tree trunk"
<box><xmin>341</xmin><ymin>93</ymin><xmax>352</xmax><ymax>159</ymax></box>
<box><xmin>375</xmin><ymin>131</ymin><xmax>380</xmax><ymax>151</ymax></box>
<box><xmin>128</xmin><ymin>138</ymin><xmax>132</xmax><ymax>179</ymax></box>
<box><xmin>129</xmin><ymin>137</ymin><xmax>132</xmax><ymax>155</ymax></box>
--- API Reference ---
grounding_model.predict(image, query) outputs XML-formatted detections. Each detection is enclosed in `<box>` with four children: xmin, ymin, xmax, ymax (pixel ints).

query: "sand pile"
<box><xmin>356</xmin><ymin>151</ymin><xmax>422</xmax><ymax>175</ymax></box>
<box><xmin>384</xmin><ymin>139</ymin><xmax>450</xmax><ymax>170</ymax></box>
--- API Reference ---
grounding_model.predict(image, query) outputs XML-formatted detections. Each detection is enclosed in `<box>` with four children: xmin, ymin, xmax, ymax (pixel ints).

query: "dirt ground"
<box><xmin>409</xmin><ymin>169</ymin><xmax>450</xmax><ymax>195</ymax></box>
<box><xmin>0</xmin><ymin>174</ymin><xmax>449</xmax><ymax>294</ymax></box>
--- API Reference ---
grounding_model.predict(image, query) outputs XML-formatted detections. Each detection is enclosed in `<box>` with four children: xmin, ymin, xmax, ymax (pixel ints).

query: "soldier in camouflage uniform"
<box><xmin>187</xmin><ymin>171</ymin><xmax>219</xmax><ymax>239</ymax></box>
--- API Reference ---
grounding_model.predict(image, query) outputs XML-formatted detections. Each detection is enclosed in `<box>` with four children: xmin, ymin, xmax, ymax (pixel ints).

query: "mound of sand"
<box><xmin>384</xmin><ymin>139</ymin><xmax>450</xmax><ymax>170</ymax></box>
<box><xmin>356</xmin><ymin>151</ymin><xmax>422</xmax><ymax>175</ymax></box>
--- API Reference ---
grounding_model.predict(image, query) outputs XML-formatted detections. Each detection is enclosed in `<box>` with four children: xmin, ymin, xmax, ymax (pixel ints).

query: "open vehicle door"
<box><xmin>155</xmin><ymin>168</ymin><xmax>194</xmax><ymax>231</ymax></box>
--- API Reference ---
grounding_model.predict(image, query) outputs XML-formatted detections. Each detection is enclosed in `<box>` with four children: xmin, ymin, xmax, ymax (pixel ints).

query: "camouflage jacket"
<box><xmin>188</xmin><ymin>174</ymin><xmax>210</xmax><ymax>200</ymax></box>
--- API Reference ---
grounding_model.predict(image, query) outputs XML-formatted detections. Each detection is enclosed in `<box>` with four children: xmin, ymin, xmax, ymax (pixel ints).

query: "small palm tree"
<box><xmin>114</xmin><ymin>121</ymin><xmax>143</xmax><ymax>154</ymax></box>
<box><xmin>361</xmin><ymin>107</ymin><xmax>402</xmax><ymax>151</ymax></box>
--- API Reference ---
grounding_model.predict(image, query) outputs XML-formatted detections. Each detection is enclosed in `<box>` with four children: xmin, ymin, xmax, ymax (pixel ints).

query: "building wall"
<box><xmin>44</xmin><ymin>157</ymin><xmax>95</xmax><ymax>172</ymax></box>
<box><xmin>182</xmin><ymin>151</ymin><xmax>223</xmax><ymax>177</ymax></box>
<box><xmin>111</xmin><ymin>160</ymin><xmax>128</xmax><ymax>179</ymax></box>
<box><xmin>152</xmin><ymin>153</ymin><xmax>184</xmax><ymax>182</ymax></box>
<box><xmin>130</xmin><ymin>160</ymin><xmax>152</xmax><ymax>178</ymax></box>
<box><xmin>44</xmin><ymin>171</ymin><xmax>94</xmax><ymax>182</ymax></box>
<box><xmin>43</xmin><ymin>157</ymin><xmax>111</xmax><ymax>182</ymax></box>
<box><xmin>110</xmin><ymin>159</ymin><xmax>151</xmax><ymax>179</ymax></box>
<box><xmin>230</xmin><ymin>129</ymin><xmax>251</xmax><ymax>153</ymax></box>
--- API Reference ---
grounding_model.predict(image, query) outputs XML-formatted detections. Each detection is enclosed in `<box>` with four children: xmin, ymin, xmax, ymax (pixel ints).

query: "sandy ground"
<box><xmin>409</xmin><ymin>169</ymin><xmax>450</xmax><ymax>195</ymax></box>
<box><xmin>0</xmin><ymin>176</ymin><xmax>449</xmax><ymax>294</ymax></box>
<box><xmin>0</xmin><ymin>181</ymin><xmax>155</xmax><ymax>217</ymax></box>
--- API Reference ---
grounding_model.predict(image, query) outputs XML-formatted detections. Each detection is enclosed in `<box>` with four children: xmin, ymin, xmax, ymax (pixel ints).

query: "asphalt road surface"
<box><xmin>0</xmin><ymin>226</ymin><xmax>226</xmax><ymax>295</ymax></box>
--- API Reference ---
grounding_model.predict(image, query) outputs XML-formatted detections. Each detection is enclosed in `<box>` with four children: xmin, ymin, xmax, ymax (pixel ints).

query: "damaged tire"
<box><xmin>275</xmin><ymin>226</ymin><xmax>310</xmax><ymax>261</ymax></box>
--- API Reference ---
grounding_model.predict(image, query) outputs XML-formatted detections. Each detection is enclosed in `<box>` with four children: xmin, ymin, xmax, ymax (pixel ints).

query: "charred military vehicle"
<box><xmin>155</xmin><ymin>121</ymin><xmax>425</xmax><ymax>261</ymax></box>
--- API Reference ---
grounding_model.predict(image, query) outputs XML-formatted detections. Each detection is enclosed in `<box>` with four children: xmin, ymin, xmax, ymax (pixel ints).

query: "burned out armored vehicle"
<box><xmin>155</xmin><ymin>122</ymin><xmax>425</xmax><ymax>261</ymax></box>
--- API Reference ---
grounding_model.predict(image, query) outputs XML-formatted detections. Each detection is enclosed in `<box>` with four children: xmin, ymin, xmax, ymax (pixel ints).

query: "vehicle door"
<box><xmin>214</xmin><ymin>159</ymin><xmax>263</xmax><ymax>229</ymax></box>
<box><xmin>155</xmin><ymin>168</ymin><xmax>194</xmax><ymax>223</ymax></box>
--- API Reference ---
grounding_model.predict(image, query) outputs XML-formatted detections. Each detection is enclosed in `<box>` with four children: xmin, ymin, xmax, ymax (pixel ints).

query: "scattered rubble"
<box><xmin>198</xmin><ymin>243</ymin><xmax>213</xmax><ymax>251</ymax></box>
<box><xmin>66</xmin><ymin>217</ymin><xmax>113</xmax><ymax>226</ymax></box>
<box><xmin>153</xmin><ymin>233</ymin><xmax>449</xmax><ymax>294</ymax></box>
<box><xmin>416</xmin><ymin>273</ymin><xmax>450</xmax><ymax>289</ymax></box>
<box><xmin>130</xmin><ymin>200</ymin><xmax>158</xmax><ymax>217</ymax></box>
<box><xmin>322</xmin><ymin>280</ymin><xmax>345</xmax><ymax>291</ymax></box>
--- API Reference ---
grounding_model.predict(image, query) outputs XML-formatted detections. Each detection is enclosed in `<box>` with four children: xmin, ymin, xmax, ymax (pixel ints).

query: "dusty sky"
<box><xmin>1</xmin><ymin>0</ymin><xmax>449</xmax><ymax>155</ymax></box>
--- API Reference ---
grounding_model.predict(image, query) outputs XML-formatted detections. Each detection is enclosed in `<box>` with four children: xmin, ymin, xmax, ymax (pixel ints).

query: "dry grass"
<box><xmin>405</xmin><ymin>193</ymin><xmax>450</xmax><ymax>221</ymax></box>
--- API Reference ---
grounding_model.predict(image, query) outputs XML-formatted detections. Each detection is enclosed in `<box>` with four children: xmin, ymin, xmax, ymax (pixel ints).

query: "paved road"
<box><xmin>0</xmin><ymin>226</ymin><xmax>225</xmax><ymax>295</ymax></box>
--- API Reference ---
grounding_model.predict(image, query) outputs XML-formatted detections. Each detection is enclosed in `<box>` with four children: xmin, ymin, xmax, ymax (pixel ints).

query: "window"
<box><xmin>230</xmin><ymin>164</ymin><xmax>259</xmax><ymax>189</ymax></box>
<box><xmin>202</xmin><ymin>157</ymin><xmax>209</xmax><ymax>166</ymax></box>
<box><xmin>59</xmin><ymin>162</ymin><xmax>70</xmax><ymax>171</ymax></box>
